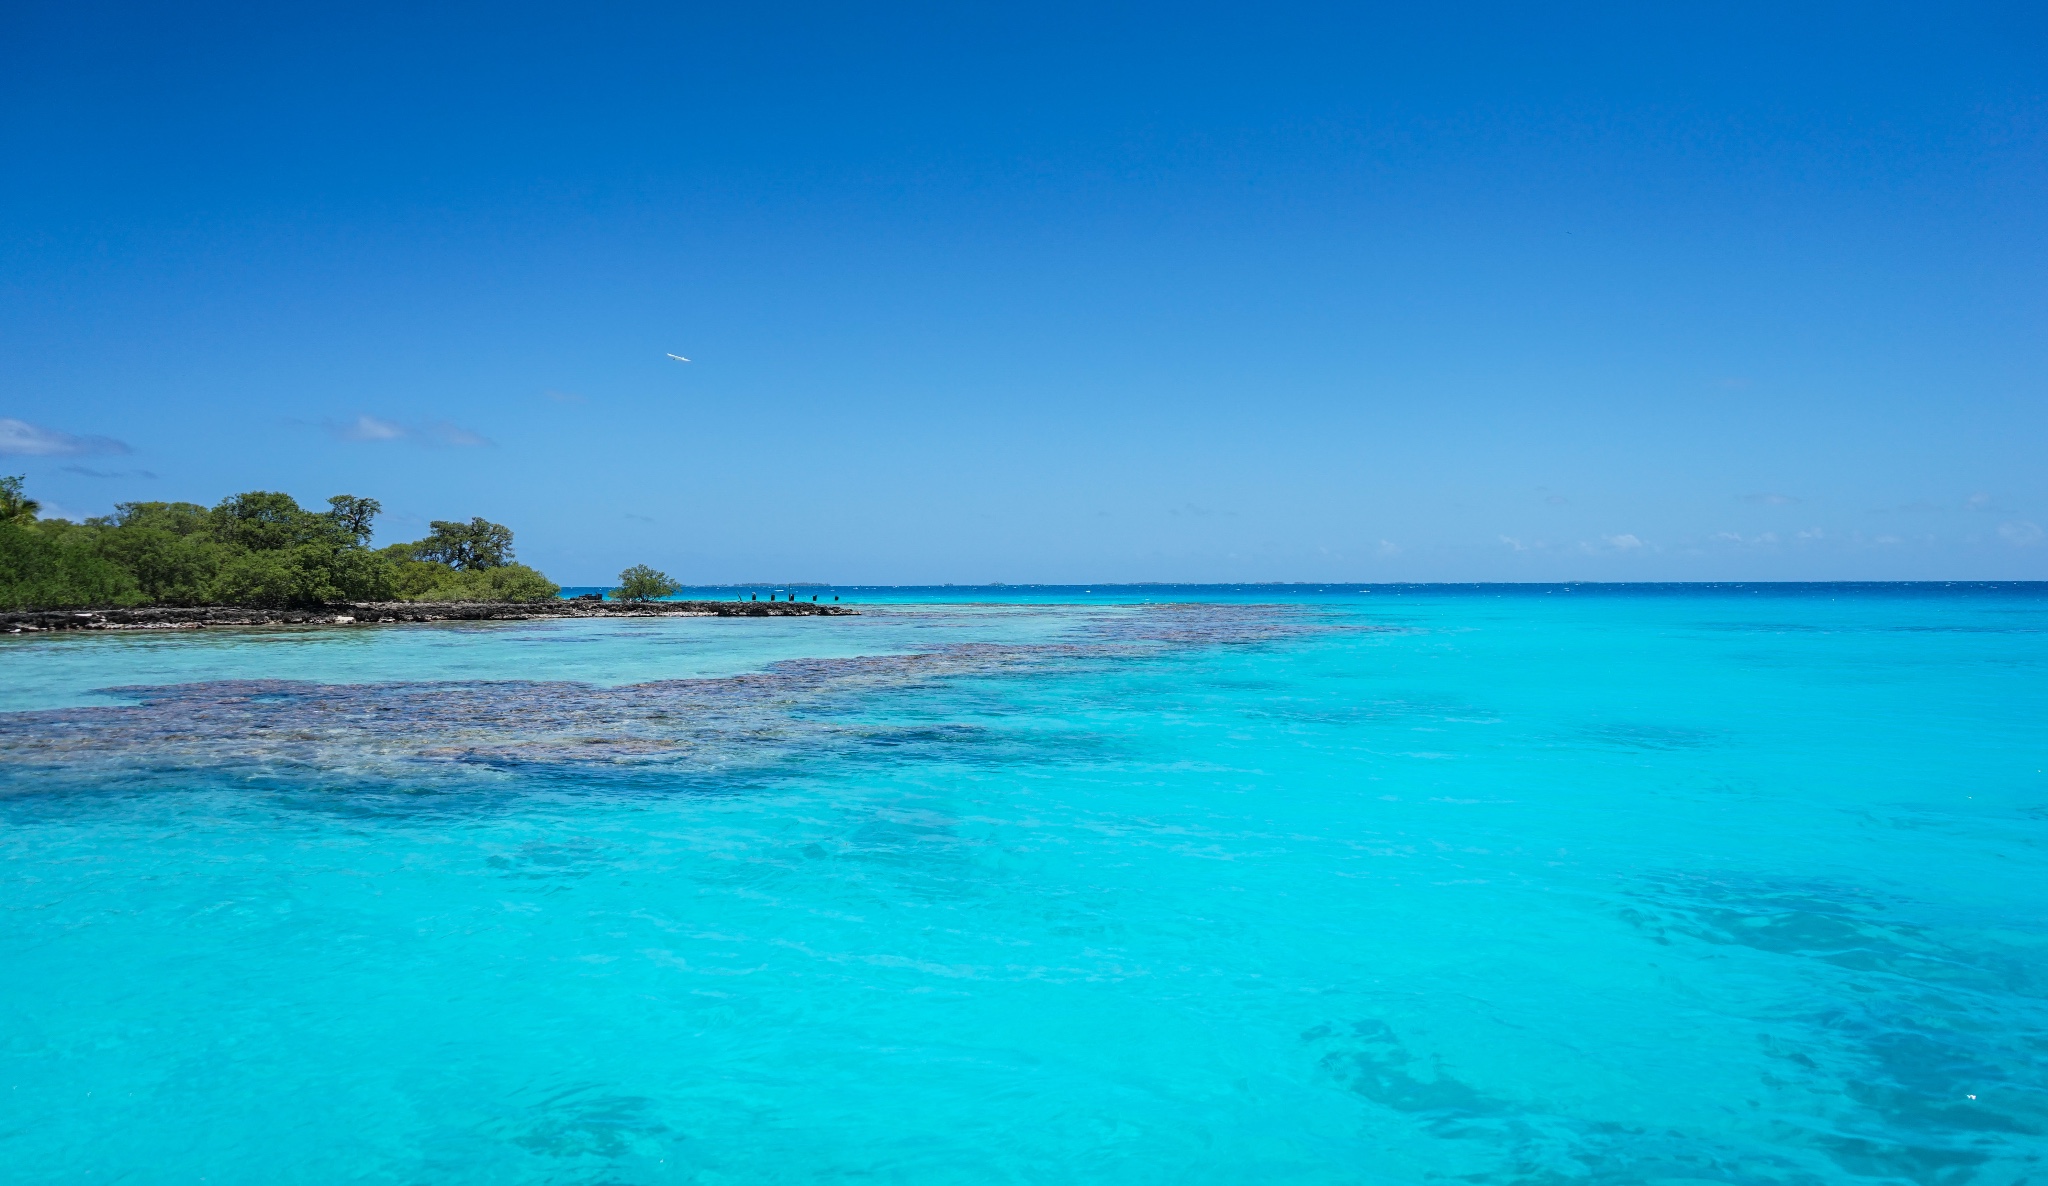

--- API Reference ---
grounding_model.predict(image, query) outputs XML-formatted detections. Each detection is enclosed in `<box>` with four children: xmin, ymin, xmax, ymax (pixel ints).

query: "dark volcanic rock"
<box><xmin>0</xmin><ymin>599</ymin><xmax>856</xmax><ymax>633</ymax></box>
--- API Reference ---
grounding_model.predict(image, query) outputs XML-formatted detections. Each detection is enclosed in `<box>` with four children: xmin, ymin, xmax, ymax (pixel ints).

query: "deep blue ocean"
<box><xmin>3</xmin><ymin>585</ymin><xmax>2044</xmax><ymax>1184</ymax></box>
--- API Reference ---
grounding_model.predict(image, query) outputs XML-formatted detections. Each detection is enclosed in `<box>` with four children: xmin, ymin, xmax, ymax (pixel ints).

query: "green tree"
<box><xmin>379</xmin><ymin>547</ymin><xmax>456</xmax><ymax>598</ymax></box>
<box><xmin>614</xmin><ymin>564</ymin><xmax>680</xmax><ymax>602</ymax></box>
<box><xmin>0</xmin><ymin>475</ymin><xmax>38</xmax><ymax>524</ymax></box>
<box><xmin>209</xmin><ymin>549</ymin><xmax>341</xmax><ymax>608</ymax></box>
<box><xmin>87</xmin><ymin>503</ymin><xmax>223</xmax><ymax>604</ymax></box>
<box><xmin>0</xmin><ymin>478</ymin><xmax>560</xmax><ymax>611</ymax></box>
<box><xmin>103</xmin><ymin>500</ymin><xmax>210</xmax><ymax>535</ymax></box>
<box><xmin>0</xmin><ymin>517</ymin><xmax>143</xmax><ymax>610</ymax></box>
<box><xmin>325</xmin><ymin>495</ymin><xmax>381</xmax><ymax>545</ymax></box>
<box><xmin>412</xmin><ymin>518</ymin><xmax>514</xmax><ymax>570</ymax></box>
<box><xmin>209</xmin><ymin>491</ymin><xmax>319</xmax><ymax>552</ymax></box>
<box><xmin>378</xmin><ymin>512</ymin><xmax>548</xmax><ymax>601</ymax></box>
<box><xmin>402</xmin><ymin>563</ymin><xmax>560</xmax><ymax>603</ymax></box>
<box><xmin>196</xmin><ymin>492</ymin><xmax>398</xmax><ymax>606</ymax></box>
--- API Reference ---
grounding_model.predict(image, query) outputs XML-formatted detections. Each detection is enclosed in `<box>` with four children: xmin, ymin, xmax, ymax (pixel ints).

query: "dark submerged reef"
<box><xmin>0</xmin><ymin>603</ymin><xmax>1339</xmax><ymax>791</ymax></box>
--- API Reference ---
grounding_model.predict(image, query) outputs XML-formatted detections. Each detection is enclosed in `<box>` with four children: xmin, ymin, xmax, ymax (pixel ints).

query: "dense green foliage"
<box><xmin>0</xmin><ymin>477</ymin><xmax>560</xmax><ymax>610</ymax></box>
<box><xmin>377</xmin><ymin>516</ymin><xmax>557</xmax><ymax>603</ymax></box>
<box><xmin>407</xmin><ymin>517</ymin><xmax>515</xmax><ymax>570</ymax></box>
<box><xmin>613</xmin><ymin>564</ymin><xmax>681</xmax><ymax>602</ymax></box>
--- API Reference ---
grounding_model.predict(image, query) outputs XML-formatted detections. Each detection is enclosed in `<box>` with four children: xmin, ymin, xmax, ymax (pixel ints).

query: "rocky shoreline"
<box><xmin>1</xmin><ymin>599</ymin><xmax>856</xmax><ymax>634</ymax></box>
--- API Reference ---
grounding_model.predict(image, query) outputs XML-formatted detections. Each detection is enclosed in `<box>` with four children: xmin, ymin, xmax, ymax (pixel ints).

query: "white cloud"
<box><xmin>423</xmin><ymin>421</ymin><xmax>491</xmax><ymax>447</ymax></box>
<box><xmin>1604</xmin><ymin>533</ymin><xmax>1644</xmax><ymax>551</ymax></box>
<box><xmin>1743</xmin><ymin>492</ymin><xmax>1799</xmax><ymax>506</ymax></box>
<box><xmin>1998</xmin><ymin>520</ymin><xmax>2043</xmax><ymax>547</ymax></box>
<box><xmin>335</xmin><ymin>415</ymin><xmax>407</xmax><ymax>442</ymax></box>
<box><xmin>1377</xmin><ymin>539</ymin><xmax>1400</xmax><ymax>556</ymax></box>
<box><xmin>0</xmin><ymin>418</ymin><xmax>131</xmax><ymax>457</ymax></box>
<box><xmin>1499</xmin><ymin>535</ymin><xmax>1528</xmax><ymax>552</ymax></box>
<box><xmin>330</xmin><ymin>416</ymin><xmax>492</xmax><ymax>447</ymax></box>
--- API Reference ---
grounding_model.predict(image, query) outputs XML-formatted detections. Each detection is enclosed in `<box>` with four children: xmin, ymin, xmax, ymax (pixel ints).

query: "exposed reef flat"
<box><xmin>0</xmin><ymin>603</ymin><xmax>1339</xmax><ymax>784</ymax></box>
<box><xmin>0</xmin><ymin>599</ymin><xmax>855</xmax><ymax>633</ymax></box>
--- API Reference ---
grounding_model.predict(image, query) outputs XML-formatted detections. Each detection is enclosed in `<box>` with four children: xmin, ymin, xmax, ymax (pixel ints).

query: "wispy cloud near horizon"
<box><xmin>1998</xmin><ymin>521</ymin><xmax>2043</xmax><ymax>547</ymax></box>
<box><xmin>0</xmin><ymin>418</ymin><xmax>131</xmax><ymax>457</ymax></box>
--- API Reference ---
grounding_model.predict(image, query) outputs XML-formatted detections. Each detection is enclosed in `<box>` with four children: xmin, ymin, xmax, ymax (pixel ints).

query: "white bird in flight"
<box><xmin>666</xmin><ymin>353</ymin><xmax>691</xmax><ymax>363</ymax></box>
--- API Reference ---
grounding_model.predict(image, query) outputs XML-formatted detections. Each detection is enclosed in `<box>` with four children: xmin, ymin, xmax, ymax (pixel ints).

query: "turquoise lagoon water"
<box><xmin>2</xmin><ymin>585</ymin><xmax>2044</xmax><ymax>1184</ymax></box>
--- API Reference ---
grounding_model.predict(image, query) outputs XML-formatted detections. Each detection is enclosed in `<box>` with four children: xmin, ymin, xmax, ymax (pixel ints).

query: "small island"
<box><xmin>0</xmin><ymin>476</ymin><xmax>850</xmax><ymax>631</ymax></box>
<box><xmin>1</xmin><ymin>598</ymin><xmax>851</xmax><ymax>633</ymax></box>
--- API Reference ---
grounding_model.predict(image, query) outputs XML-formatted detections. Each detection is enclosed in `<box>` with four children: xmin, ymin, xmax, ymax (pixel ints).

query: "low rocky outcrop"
<box><xmin>0</xmin><ymin>600</ymin><xmax>855</xmax><ymax>633</ymax></box>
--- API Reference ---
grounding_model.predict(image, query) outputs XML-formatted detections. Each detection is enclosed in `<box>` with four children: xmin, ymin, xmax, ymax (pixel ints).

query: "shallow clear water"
<box><xmin>3</xmin><ymin>586</ymin><xmax>2045</xmax><ymax>1184</ymax></box>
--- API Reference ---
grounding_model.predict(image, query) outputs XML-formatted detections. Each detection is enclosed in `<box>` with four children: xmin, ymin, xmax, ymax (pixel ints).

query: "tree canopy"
<box><xmin>408</xmin><ymin>517</ymin><xmax>514</xmax><ymax>570</ymax></box>
<box><xmin>613</xmin><ymin>564</ymin><xmax>681</xmax><ymax>602</ymax></box>
<box><xmin>0</xmin><ymin>477</ymin><xmax>560</xmax><ymax>610</ymax></box>
<box><xmin>326</xmin><ymin>495</ymin><xmax>380</xmax><ymax>545</ymax></box>
<box><xmin>0</xmin><ymin>476</ymin><xmax>38</xmax><ymax>525</ymax></box>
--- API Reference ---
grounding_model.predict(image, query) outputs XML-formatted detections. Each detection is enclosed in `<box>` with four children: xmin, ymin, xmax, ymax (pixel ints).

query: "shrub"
<box><xmin>209</xmin><ymin>546</ymin><xmax>367</xmax><ymax>608</ymax></box>
<box><xmin>613</xmin><ymin>565</ymin><xmax>681</xmax><ymax>602</ymax></box>
<box><xmin>0</xmin><ymin>519</ymin><xmax>144</xmax><ymax>609</ymax></box>
<box><xmin>402</xmin><ymin>563</ymin><xmax>560</xmax><ymax>603</ymax></box>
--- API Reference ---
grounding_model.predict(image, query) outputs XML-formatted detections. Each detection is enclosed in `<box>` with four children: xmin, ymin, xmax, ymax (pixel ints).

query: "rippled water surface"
<box><xmin>3</xmin><ymin>586</ymin><xmax>2045</xmax><ymax>1184</ymax></box>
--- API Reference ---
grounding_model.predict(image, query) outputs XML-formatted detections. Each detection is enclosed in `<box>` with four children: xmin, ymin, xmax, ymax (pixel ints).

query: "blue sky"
<box><xmin>3</xmin><ymin>2</ymin><xmax>2044</xmax><ymax>582</ymax></box>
